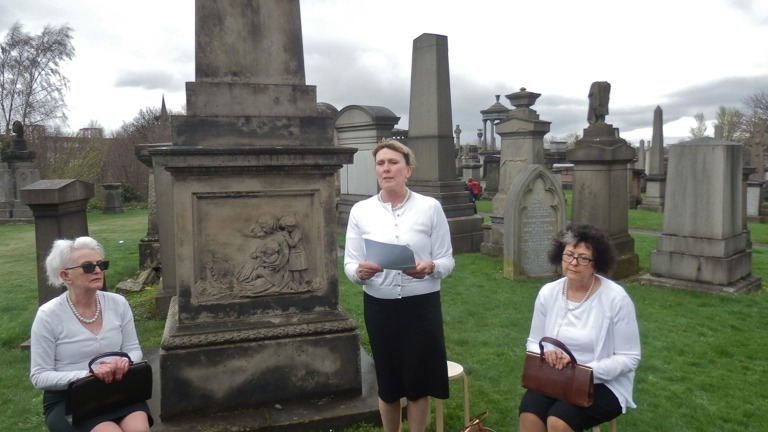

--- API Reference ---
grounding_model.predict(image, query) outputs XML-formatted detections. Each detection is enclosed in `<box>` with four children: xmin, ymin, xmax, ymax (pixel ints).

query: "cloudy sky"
<box><xmin>2</xmin><ymin>0</ymin><xmax>767</xmax><ymax>144</ymax></box>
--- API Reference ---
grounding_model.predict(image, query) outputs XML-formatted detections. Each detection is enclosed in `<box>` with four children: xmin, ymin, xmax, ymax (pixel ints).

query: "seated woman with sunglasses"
<box><xmin>30</xmin><ymin>236</ymin><xmax>152</xmax><ymax>432</ymax></box>
<box><xmin>519</xmin><ymin>223</ymin><xmax>641</xmax><ymax>432</ymax></box>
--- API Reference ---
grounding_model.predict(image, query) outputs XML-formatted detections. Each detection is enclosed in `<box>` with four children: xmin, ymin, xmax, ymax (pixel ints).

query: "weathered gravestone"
<box><xmin>643</xmin><ymin>137</ymin><xmax>761</xmax><ymax>293</ymax></box>
<box><xmin>503</xmin><ymin>165</ymin><xmax>564</xmax><ymax>279</ymax></box>
<box><xmin>146</xmin><ymin>1</ymin><xmax>376</xmax><ymax>430</ymax></box>
<box><xmin>566</xmin><ymin>81</ymin><xmax>639</xmax><ymax>280</ymax></box>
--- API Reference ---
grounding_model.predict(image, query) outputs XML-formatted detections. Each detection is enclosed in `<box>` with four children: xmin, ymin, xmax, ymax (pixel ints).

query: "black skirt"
<box><xmin>43</xmin><ymin>390</ymin><xmax>154</xmax><ymax>432</ymax></box>
<box><xmin>364</xmin><ymin>291</ymin><xmax>449</xmax><ymax>403</ymax></box>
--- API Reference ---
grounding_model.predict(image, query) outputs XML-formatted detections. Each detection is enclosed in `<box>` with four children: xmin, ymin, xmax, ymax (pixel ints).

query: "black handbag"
<box><xmin>66</xmin><ymin>351</ymin><xmax>152</xmax><ymax>424</ymax></box>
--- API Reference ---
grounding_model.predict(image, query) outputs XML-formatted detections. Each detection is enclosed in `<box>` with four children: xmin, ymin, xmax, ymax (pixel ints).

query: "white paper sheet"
<box><xmin>364</xmin><ymin>238</ymin><xmax>416</xmax><ymax>270</ymax></box>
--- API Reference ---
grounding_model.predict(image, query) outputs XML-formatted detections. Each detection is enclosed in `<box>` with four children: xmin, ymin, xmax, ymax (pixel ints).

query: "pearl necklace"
<box><xmin>378</xmin><ymin>188</ymin><xmax>411</xmax><ymax>211</ymax></box>
<box><xmin>66</xmin><ymin>292</ymin><xmax>101</xmax><ymax>324</ymax></box>
<box><xmin>563</xmin><ymin>275</ymin><xmax>595</xmax><ymax>312</ymax></box>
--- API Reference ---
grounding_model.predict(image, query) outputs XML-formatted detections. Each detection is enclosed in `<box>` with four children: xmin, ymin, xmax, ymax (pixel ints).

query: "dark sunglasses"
<box><xmin>65</xmin><ymin>261</ymin><xmax>110</xmax><ymax>273</ymax></box>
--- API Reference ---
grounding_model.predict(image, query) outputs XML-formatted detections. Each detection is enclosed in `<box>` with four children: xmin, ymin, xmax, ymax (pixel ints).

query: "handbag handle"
<box><xmin>538</xmin><ymin>337</ymin><xmax>578</xmax><ymax>365</ymax></box>
<box><xmin>87</xmin><ymin>351</ymin><xmax>133</xmax><ymax>373</ymax></box>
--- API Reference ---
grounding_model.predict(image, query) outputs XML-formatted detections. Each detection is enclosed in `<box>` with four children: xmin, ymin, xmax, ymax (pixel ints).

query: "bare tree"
<box><xmin>715</xmin><ymin>106</ymin><xmax>748</xmax><ymax>142</ymax></box>
<box><xmin>688</xmin><ymin>112</ymin><xmax>708</xmax><ymax>139</ymax></box>
<box><xmin>743</xmin><ymin>90</ymin><xmax>768</xmax><ymax>131</ymax></box>
<box><xmin>0</xmin><ymin>22</ymin><xmax>74</xmax><ymax>135</ymax></box>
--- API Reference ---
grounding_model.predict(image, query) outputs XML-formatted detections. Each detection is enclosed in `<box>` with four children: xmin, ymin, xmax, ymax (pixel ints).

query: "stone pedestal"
<box><xmin>567</xmin><ymin>122</ymin><xmax>639</xmax><ymax>280</ymax></box>
<box><xmin>136</xmin><ymin>143</ymin><xmax>167</xmax><ymax>316</ymax></box>
<box><xmin>481</xmin><ymin>88</ymin><xmax>550</xmax><ymax>257</ymax></box>
<box><xmin>148</xmin><ymin>1</ymin><xmax>375</xmax><ymax>428</ymax></box>
<box><xmin>19</xmin><ymin>179</ymin><xmax>94</xmax><ymax>305</ymax></box>
<box><xmin>746</xmin><ymin>180</ymin><xmax>766</xmax><ymax>223</ymax></box>
<box><xmin>0</xmin><ymin>150</ymin><xmax>39</xmax><ymax>220</ymax></box>
<box><xmin>644</xmin><ymin>138</ymin><xmax>761</xmax><ymax>293</ymax></box>
<box><xmin>481</xmin><ymin>154</ymin><xmax>500</xmax><ymax>197</ymax></box>
<box><xmin>101</xmin><ymin>183</ymin><xmax>124</xmax><ymax>214</ymax></box>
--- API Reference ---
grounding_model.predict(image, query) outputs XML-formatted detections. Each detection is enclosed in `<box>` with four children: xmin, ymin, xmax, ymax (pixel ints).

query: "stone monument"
<box><xmin>638</xmin><ymin>106</ymin><xmax>666</xmax><ymax>212</ymax></box>
<box><xmin>503</xmin><ymin>165</ymin><xmax>565</xmax><ymax>279</ymax></box>
<box><xmin>0</xmin><ymin>121</ymin><xmax>40</xmax><ymax>220</ymax></box>
<box><xmin>406</xmin><ymin>33</ymin><xmax>483</xmax><ymax>252</ymax></box>
<box><xmin>566</xmin><ymin>82</ymin><xmax>639</xmax><ymax>279</ymax></box>
<box><xmin>481</xmin><ymin>88</ymin><xmax>550</xmax><ymax>257</ymax></box>
<box><xmin>642</xmin><ymin>137</ymin><xmax>761</xmax><ymax>293</ymax></box>
<box><xmin>745</xmin><ymin>122</ymin><xmax>767</xmax><ymax>222</ymax></box>
<box><xmin>146</xmin><ymin>1</ymin><xmax>375</xmax><ymax>429</ymax></box>
<box><xmin>335</xmin><ymin>105</ymin><xmax>400</xmax><ymax>227</ymax></box>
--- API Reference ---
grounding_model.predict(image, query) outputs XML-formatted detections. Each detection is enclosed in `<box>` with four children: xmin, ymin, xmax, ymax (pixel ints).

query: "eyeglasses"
<box><xmin>65</xmin><ymin>261</ymin><xmax>110</xmax><ymax>273</ymax></box>
<box><xmin>562</xmin><ymin>254</ymin><xmax>593</xmax><ymax>266</ymax></box>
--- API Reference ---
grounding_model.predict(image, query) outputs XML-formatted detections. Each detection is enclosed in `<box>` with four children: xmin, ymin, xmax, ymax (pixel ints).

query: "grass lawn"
<box><xmin>2</xmin><ymin>207</ymin><xmax>768</xmax><ymax>431</ymax></box>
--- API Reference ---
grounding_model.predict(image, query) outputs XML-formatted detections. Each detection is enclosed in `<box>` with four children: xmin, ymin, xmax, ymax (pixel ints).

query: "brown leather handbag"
<box><xmin>459</xmin><ymin>411</ymin><xmax>497</xmax><ymax>432</ymax></box>
<box><xmin>520</xmin><ymin>337</ymin><xmax>594</xmax><ymax>407</ymax></box>
<box><xmin>66</xmin><ymin>352</ymin><xmax>152</xmax><ymax>424</ymax></box>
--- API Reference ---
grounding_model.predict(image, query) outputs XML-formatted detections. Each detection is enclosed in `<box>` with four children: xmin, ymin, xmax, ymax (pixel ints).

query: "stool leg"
<box><xmin>435</xmin><ymin>398</ymin><xmax>444</xmax><ymax>432</ymax></box>
<box><xmin>609</xmin><ymin>418</ymin><xmax>617</xmax><ymax>432</ymax></box>
<box><xmin>461</xmin><ymin>372</ymin><xmax>470</xmax><ymax>425</ymax></box>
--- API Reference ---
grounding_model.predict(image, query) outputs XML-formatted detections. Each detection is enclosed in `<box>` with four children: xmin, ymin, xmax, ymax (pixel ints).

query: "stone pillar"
<box><xmin>19</xmin><ymin>179</ymin><xmax>94</xmax><ymax>305</ymax></box>
<box><xmin>481</xmin><ymin>88</ymin><xmax>550</xmax><ymax>257</ymax></box>
<box><xmin>101</xmin><ymin>183</ymin><xmax>124</xmax><ymax>214</ymax></box>
<box><xmin>642</xmin><ymin>138</ymin><xmax>761</xmax><ymax>293</ymax></box>
<box><xmin>638</xmin><ymin>106</ymin><xmax>666</xmax><ymax>212</ymax></box>
<box><xmin>149</xmin><ymin>1</ymin><xmax>374</xmax><ymax>428</ymax></box>
<box><xmin>406</xmin><ymin>33</ymin><xmax>483</xmax><ymax>252</ymax></box>
<box><xmin>482</xmin><ymin>155</ymin><xmax>500</xmax><ymax>197</ymax></box>
<box><xmin>0</xmin><ymin>130</ymin><xmax>40</xmax><ymax>220</ymax></box>
<box><xmin>335</xmin><ymin>105</ymin><xmax>400</xmax><ymax>228</ymax></box>
<box><xmin>135</xmin><ymin>144</ymin><xmax>166</xmax><ymax>315</ymax></box>
<box><xmin>567</xmin><ymin>82</ymin><xmax>638</xmax><ymax>280</ymax></box>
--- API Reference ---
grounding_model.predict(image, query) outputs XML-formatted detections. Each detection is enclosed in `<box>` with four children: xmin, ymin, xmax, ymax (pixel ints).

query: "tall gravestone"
<box><xmin>406</xmin><ymin>33</ymin><xmax>483</xmax><ymax>252</ymax></box>
<box><xmin>642</xmin><ymin>138</ymin><xmax>761</xmax><ymax>293</ymax></box>
<box><xmin>481</xmin><ymin>88</ymin><xmax>550</xmax><ymax>257</ymax></box>
<box><xmin>335</xmin><ymin>105</ymin><xmax>400</xmax><ymax>227</ymax></box>
<box><xmin>503</xmin><ymin>165</ymin><xmax>564</xmax><ymax>279</ymax></box>
<box><xmin>638</xmin><ymin>106</ymin><xmax>666</xmax><ymax>212</ymax></box>
<box><xmin>745</xmin><ymin>122</ymin><xmax>767</xmax><ymax>222</ymax></box>
<box><xmin>566</xmin><ymin>82</ymin><xmax>639</xmax><ymax>279</ymax></box>
<box><xmin>148</xmin><ymin>1</ymin><xmax>374</xmax><ymax>429</ymax></box>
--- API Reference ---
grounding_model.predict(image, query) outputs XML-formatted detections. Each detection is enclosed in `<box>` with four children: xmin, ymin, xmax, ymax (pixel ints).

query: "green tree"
<box><xmin>0</xmin><ymin>22</ymin><xmax>74</xmax><ymax>135</ymax></box>
<box><xmin>688</xmin><ymin>112</ymin><xmax>708</xmax><ymax>139</ymax></box>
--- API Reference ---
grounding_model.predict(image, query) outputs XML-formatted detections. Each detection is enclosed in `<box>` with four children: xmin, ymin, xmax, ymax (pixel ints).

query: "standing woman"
<box><xmin>344</xmin><ymin>139</ymin><xmax>455</xmax><ymax>432</ymax></box>
<box><xmin>519</xmin><ymin>223</ymin><xmax>640</xmax><ymax>432</ymax></box>
<box><xmin>30</xmin><ymin>236</ymin><xmax>152</xmax><ymax>432</ymax></box>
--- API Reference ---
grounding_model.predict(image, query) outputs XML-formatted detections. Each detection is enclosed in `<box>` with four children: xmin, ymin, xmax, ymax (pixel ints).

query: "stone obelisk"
<box><xmin>406</xmin><ymin>33</ymin><xmax>483</xmax><ymax>252</ymax></box>
<box><xmin>147</xmin><ymin>1</ymin><xmax>375</xmax><ymax>429</ymax></box>
<box><xmin>638</xmin><ymin>106</ymin><xmax>666</xmax><ymax>212</ymax></box>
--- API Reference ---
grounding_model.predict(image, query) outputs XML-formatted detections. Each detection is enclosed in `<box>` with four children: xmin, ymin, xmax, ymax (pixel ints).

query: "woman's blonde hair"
<box><xmin>372</xmin><ymin>139</ymin><xmax>416</xmax><ymax>167</ymax></box>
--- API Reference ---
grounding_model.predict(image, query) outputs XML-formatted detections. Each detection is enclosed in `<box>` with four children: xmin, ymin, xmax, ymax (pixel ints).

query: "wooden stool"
<box><xmin>435</xmin><ymin>360</ymin><xmax>470</xmax><ymax>432</ymax></box>
<box><xmin>591</xmin><ymin>418</ymin><xmax>617</xmax><ymax>432</ymax></box>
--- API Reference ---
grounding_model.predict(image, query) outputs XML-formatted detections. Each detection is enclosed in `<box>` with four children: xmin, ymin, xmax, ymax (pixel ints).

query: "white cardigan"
<box><xmin>30</xmin><ymin>291</ymin><xmax>143</xmax><ymax>391</ymax></box>
<box><xmin>525</xmin><ymin>275</ymin><xmax>641</xmax><ymax>412</ymax></box>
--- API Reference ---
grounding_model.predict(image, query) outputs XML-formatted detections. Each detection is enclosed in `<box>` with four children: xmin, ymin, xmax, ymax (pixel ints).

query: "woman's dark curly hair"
<box><xmin>547</xmin><ymin>223</ymin><xmax>616</xmax><ymax>275</ymax></box>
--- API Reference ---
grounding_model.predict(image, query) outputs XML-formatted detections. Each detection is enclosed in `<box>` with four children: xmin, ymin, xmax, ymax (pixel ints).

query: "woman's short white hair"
<box><xmin>45</xmin><ymin>236</ymin><xmax>105</xmax><ymax>287</ymax></box>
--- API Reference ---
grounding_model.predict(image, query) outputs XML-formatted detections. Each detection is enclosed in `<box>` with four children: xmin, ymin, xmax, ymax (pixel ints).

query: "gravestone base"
<box><xmin>147</xmin><ymin>345</ymin><xmax>380</xmax><ymax>432</ymax></box>
<box><xmin>649</xmin><ymin>246</ymin><xmax>756</xmax><ymax>287</ymax></box>
<box><xmin>609</xmin><ymin>233</ymin><xmax>639</xmax><ymax>281</ymax></box>
<box><xmin>638</xmin><ymin>273</ymin><xmax>761</xmax><ymax>294</ymax></box>
<box><xmin>480</xmin><ymin>216</ymin><xmax>504</xmax><ymax>257</ymax></box>
<box><xmin>638</xmin><ymin>177</ymin><xmax>666</xmax><ymax>212</ymax></box>
<box><xmin>159</xmin><ymin>299</ymin><xmax>365</xmax><ymax>422</ymax></box>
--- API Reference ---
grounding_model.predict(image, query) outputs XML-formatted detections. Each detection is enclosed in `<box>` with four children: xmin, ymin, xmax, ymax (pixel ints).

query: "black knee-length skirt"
<box><xmin>364</xmin><ymin>291</ymin><xmax>449</xmax><ymax>403</ymax></box>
